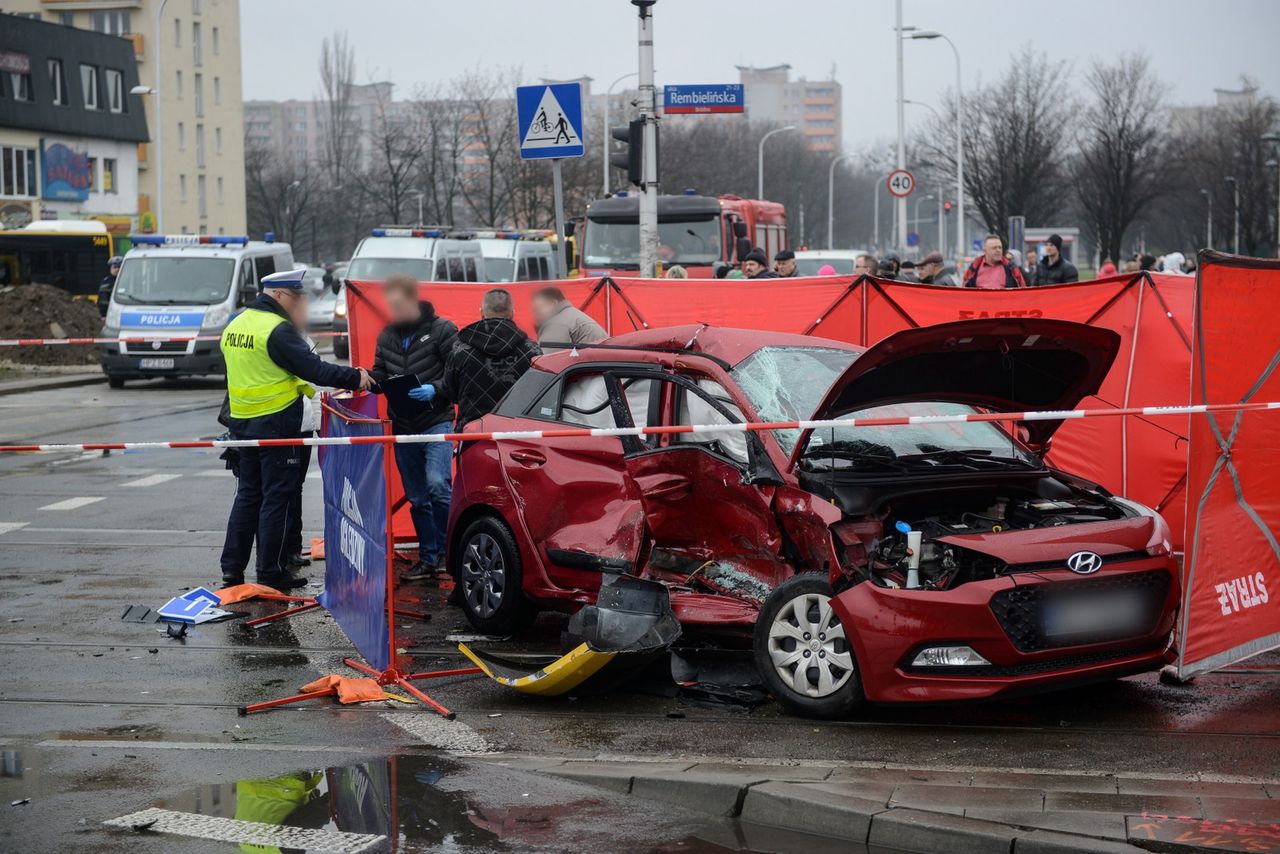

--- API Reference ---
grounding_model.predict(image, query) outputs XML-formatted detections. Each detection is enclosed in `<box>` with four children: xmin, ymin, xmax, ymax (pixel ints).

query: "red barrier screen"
<box><xmin>347</xmin><ymin>273</ymin><xmax>1195</xmax><ymax>547</ymax></box>
<box><xmin>1178</xmin><ymin>253</ymin><xmax>1280</xmax><ymax>678</ymax></box>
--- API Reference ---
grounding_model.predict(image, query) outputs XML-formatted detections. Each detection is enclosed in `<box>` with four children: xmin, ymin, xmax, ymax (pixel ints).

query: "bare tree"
<box><xmin>359</xmin><ymin>84</ymin><xmax>429</xmax><ymax>224</ymax></box>
<box><xmin>918</xmin><ymin>50</ymin><xmax>1074</xmax><ymax>238</ymax></box>
<box><xmin>317</xmin><ymin>31</ymin><xmax>357</xmax><ymax>187</ymax></box>
<box><xmin>455</xmin><ymin>67</ymin><xmax>521</xmax><ymax>226</ymax></box>
<box><xmin>244</xmin><ymin>137</ymin><xmax>317</xmax><ymax>258</ymax></box>
<box><xmin>1071</xmin><ymin>55</ymin><xmax>1169</xmax><ymax>264</ymax></box>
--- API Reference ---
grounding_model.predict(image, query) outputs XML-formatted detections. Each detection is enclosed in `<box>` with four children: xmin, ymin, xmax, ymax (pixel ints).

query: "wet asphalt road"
<box><xmin>0</xmin><ymin>377</ymin><xmax>1277</xmax><ymax>851</ymax></box>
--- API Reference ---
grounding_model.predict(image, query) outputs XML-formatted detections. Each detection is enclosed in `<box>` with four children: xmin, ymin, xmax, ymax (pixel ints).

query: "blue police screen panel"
<box><xmin>318</xmin><ymin>399</ymin><xmax>390</xmax><ymax>672</ymax></box>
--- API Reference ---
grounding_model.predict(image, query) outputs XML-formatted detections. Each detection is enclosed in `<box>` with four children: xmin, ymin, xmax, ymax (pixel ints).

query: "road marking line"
<box><xmin>103</xmin><ymin>808</ymin><xmax>384</xmax><ymax>853</ymax></box>
<box><xmin>38</xmin><ymin>738</ymin><xmax>368</xmax><ymax>753</ymax></box>
<box><xmin>196</xmin><ymin>469</ymin><xmax>232</xmax><ymax>476</ymax></box>
<box><xmin>0</xmin><ymin>522</ymin><xmax>27</xmax><ymax>535</ymax></box>
<box><xmin>120</xmin><ymin>473</ymin><xmax>182</xmax><ymax>488</ymax></box>
<box><xmin>381</xmin><ymin>711</ymin><xmax>496</xmax><ymax>755</ymax></box>
<box><xmin>38</xmin><ymin>496</ymin><xmax>104</xmax><ymax>511</ymax></box>
<box><xmin>306</xmin><ymin>471</ymin><xmax>322</xmax><ymax>480</ymax></box>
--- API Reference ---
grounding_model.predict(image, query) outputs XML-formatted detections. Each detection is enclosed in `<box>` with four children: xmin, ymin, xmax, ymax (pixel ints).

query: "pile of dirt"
<box><xmin>0</xmin><ymin>284</ymin><xmax>103</xmax><ymax>366</ymax></box>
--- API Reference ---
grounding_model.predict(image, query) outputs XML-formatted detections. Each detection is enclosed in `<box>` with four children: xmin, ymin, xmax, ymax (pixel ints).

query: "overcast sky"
<box><xmin>240</xmin><ymin>0</ymin><xmax>1280</xmax><ymax>150</ymax></box>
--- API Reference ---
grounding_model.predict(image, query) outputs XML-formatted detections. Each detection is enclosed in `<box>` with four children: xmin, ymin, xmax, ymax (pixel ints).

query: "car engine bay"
<box><xmin>821</xmin><ymin>479</ymin><xmax>1137</xmax><ymax>591</ymax></box>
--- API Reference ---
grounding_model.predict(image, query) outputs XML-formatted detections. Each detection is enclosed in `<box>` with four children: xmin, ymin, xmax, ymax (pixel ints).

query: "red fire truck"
<box><xmin>577</xmin><ymin>192</ymin><xmax>788</xmax><ymax>278</ymax></box>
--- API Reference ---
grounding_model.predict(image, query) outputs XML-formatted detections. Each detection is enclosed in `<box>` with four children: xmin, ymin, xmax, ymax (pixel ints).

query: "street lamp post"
<box><xmin>153</xmin><ymin>0</ymin><xmax>171</xmax><ymax>232</ymax></box>
<box><xmin>1264</xmin><ymin>132</ymin><xmax>1280</xmax><ymax>257</ymax></box>
<box><xmin>912</xmin><ymin>193</ymin><xmax>934</xmax><ymax>239</ymax></box>
<box><xmin>873</xmin><ymin>176</ymin><xmax>881</xmax><ymax>251</ymax></box>
<box><xmin>602</xmin><ymin>71</ymin><xmax>638</xmax><ymax>198</ymax></box>
<box><xmin>408</xmin><ymin>190</ymin><xmax>425</xmax><ymax>226</ymax></box>
<box><xmin>1199</xmin><ymin>188</ymin><xmax>1213</xmax><ymax>251</ymax></box>
<box><xmin>909</xmin><ymin>29</ymin><xmax>964</xmax><ymax>262</ymax></box>
<box><xmin>283</xmin><ymin>180</ymin><xmax>302</xmax><ymax>242</ymax></box>
<box><xmin>827</xmin><ymin>153</ymin><xmax>852</xmax><ymax>250</ymax></box>
<box><xmin>1225</xmin><ymin>176</ymin><xmax>1240</xmax><ymax>254</ymax></box>
<box><xmin>893</xmin><ymin>0</ymin><xmax>908</xmax><ymax>251</ymax></box>
<box><xmin>757</xmin><ymin>125</ymin><xmax>797</xmax><ymax>200</ymax></box>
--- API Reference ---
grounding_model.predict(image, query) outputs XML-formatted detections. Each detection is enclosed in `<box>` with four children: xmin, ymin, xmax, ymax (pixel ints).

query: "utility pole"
<box><xmin>1200</xmin><ymin>188</ymin><xmax>1213</xmax><ymax>251</ymax></box>
<box><xmin>1225</xmin><ymin>176</ymin><xmax>1240</xmax><ymax>254</ymax></box>
<box><xmin>894</xmin><ymin>0</ymin><xmax>907</xmax><ymax>252</ymax></box>
<box><xmin>634</xmin><ymin>0</ymin><xmax>659</xmax><ymax>278</ymax></box>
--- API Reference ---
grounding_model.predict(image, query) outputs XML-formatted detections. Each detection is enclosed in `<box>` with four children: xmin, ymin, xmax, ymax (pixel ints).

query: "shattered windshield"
<box><xmin>731</xmin><ymin>346</ymin><xmax>858</xmax><ymax>453</ymax></box>
<box><xmin>731</xmin><ymin>346</ymin><xmax>1038</xmax><ymax>468</ymax></box>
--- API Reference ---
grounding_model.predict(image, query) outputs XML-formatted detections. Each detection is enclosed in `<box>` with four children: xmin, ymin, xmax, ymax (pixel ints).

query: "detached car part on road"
<box><xmin>446</xmin><ymin>319</ymin><xmax>1180</xmax><ymax>717</ymax></box>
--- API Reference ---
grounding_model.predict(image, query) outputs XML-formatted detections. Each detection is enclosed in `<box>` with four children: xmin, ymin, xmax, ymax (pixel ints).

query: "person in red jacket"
<box><xmin>963</xmin><ymin>234</ymin><xmax>1027</xmax><ymax>289</ymax></box>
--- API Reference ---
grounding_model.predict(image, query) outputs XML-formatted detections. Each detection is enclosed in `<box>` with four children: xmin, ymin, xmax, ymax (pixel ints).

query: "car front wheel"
<box><xmin>753</xmin><ymin>572</ymin><xmax>865</xmax><ymax>719</ymax></box>
<box><xmin>454</xmin><ymin>515</ymin><xmax>535</xmax><ymax>636</ymax></box>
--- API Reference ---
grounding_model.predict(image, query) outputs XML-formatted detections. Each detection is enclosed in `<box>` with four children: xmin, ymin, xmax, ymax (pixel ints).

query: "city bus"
<box><xmin>0</xmin><ymin>220</ymin><xmax>119</xmax><ymax>298</ymax></box>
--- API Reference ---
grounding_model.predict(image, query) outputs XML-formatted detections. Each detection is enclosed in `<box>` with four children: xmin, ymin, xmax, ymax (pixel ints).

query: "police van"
<box><xmin>346</xmin><ymin>228</ymin><xmax>485</xmax><ymax>283</ymax></box>
<box><xmin>100</xmin><ymin>234</ymin><xmax>294</xmax><ymax>388</ymax></box>
<box><xmin>471</xmin><ymin>230</ymin><xmax>557</xmax><ymax>282</ymax></box>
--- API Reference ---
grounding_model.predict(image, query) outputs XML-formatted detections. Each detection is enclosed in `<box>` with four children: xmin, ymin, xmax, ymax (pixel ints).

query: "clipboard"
<box><xmin>379</xmin><ymin>373</ymin><xmax>433</xmax><ymax>415</ymax></box>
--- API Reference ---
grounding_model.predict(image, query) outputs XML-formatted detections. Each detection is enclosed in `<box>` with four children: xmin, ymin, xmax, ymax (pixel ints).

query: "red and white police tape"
<box><xmin>0</xmin><ymin>401</ymin><xmax>1275</xmax><ymax>454</ymax></box>
<box><xmin>0</xmin><ymin>331</ymin><xmax>348</xmax><ymax>346</ymax></box>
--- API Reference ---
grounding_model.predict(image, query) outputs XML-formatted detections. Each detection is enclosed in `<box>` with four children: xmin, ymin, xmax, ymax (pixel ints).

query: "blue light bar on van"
<box><xmin>371</xmin><ymin>228</ymin><xmax>443</xmax><ymax>238</ymax></box>
<box><xmin>470</xmin><ymin>229</ymin><xmax>555</xmax><ymax>240</ymax></box>
<box><xmin>129</xmin><ymin>234</ymin><xmax>250</xmax><ymax>246</ymax></box>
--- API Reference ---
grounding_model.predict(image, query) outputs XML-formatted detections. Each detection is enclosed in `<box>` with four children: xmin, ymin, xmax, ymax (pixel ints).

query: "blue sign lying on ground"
<box><xmin>318</xmin><ymin>399</ymin><xmax>390</xmax><ymax>671</ymax></box>
<box><xmin>663</xmin><ymin>84</ymin><xmax>745</xmax><ymax>114</ymax></box>
<box><xmin>516</xmin><ymin>82</ymin><xmax>585</xmax><ymax>160</ymax></box>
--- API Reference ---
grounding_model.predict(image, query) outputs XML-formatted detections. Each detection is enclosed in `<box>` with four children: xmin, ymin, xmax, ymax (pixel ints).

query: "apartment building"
<box><xmin>10</xmin><ymin>0</ymin><xmax>247</xmax><ymax>235</ymax></box>
<box><xmin>0</xmin><ymin>13</ymin><xmax>148</xmax><ymax>231</ymax></box>
<box><xmin>736</xmin><ymin>64</ymin><xmax>842</xmax><ymax>153</ymax></box>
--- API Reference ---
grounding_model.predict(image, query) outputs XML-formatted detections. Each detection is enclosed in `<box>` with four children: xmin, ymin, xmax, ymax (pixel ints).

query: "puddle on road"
<box><xmin>89</xmin><ymin>752</ymin><xmax>864</xmax><ymax>853</ymax></box>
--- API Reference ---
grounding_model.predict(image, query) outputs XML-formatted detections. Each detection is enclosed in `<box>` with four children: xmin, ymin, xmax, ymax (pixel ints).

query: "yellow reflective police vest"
<box><xmin>221</xmin><ymin>308</ymin><xmax>315</xmax><ymax>419</ymax></box>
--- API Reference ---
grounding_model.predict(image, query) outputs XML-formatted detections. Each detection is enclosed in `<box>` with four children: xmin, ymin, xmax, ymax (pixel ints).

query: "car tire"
<box><xmin>454</xmin><ymin>515</ymin><xmax>535</xmax><ymax>636</ymax></box>
<box><xmin>107</xmin><ymin>376</ymin><xmax>125</xmax><ymax>389</ymax></box>
<box><xmin>333</xmin><ymin>339</ymin><xmax>349</xmax><ymax>360</ymax></box>
<box><xmin>753</xmin><ymin>572</ymin><xmax>865</xmax><ymax>719</ymax></box>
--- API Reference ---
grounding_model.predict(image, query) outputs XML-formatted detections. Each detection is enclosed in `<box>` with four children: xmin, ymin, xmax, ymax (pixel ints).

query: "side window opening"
<box><xmin>674</xmin><ymin>378</ymin><xmax>748</xmax><ymax>464</ymax></box>
<box><xmin>558</xmin><ymin>373</ymin><xmax>614</xmax><ymax>429</ymax></box>
<box><xmin>253</xmin><ymin>254</ymin><xmax>275</xmax><ymax>282</ymax></box>
<box><xmin>447</xmin><ymin>256</ymin><xmax>464</xmax><ymax>281</ymax></box>
<box><xmin>463</xmin><ymin>256</ymin><xmax>478</xmax><ymax>282</ymax></box>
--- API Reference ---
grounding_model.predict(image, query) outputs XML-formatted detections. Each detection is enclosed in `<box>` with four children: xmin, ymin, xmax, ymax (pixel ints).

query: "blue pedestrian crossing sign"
<box><xmin>516</xmin><ymin>83</ymin><xmax>585</xmax><ymax>160</ymax></box>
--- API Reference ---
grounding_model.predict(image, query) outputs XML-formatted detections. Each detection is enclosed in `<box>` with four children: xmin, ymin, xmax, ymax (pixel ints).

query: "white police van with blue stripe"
<box><xmin>100</xmin><ymin>234</ymin><xmax>294</xmax><ymax>388</ymax></box>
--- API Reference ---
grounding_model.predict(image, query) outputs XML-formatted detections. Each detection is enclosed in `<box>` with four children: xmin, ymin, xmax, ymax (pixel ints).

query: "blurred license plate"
<box><xmin>1043</xmin><ymin>591</ymin><xmax>1146</xmax><ymax>638</ymax></box>
<box><xmin>139</xmin><ymin>358</ymin><xmax>175</xmax><ymax>369</ymax></box>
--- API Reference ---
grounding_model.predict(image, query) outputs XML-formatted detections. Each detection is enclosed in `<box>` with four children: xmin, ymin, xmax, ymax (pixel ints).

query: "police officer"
<box><xmin>98</xmin><ymin>256</ymin><xmax>121</xmax><ymax>317</ymax></box>
<box><xmin>219</xmin><ymin>267</ymin><xmax>371</xmax><ymax>591</ymax></box>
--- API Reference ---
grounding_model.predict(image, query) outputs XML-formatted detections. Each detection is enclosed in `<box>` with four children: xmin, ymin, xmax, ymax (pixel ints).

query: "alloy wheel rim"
<box><xmin>767</xmin><ymin>591</ymin><xmax>854</xmax><ymax>698</ymax></box>
<box><xmin>460</xmin><ymin>532</ymin><xmax>506</xmax><ymax>619</ymax></box>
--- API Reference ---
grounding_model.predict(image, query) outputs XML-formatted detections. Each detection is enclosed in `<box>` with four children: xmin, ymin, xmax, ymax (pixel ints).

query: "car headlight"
<box><xmin>201</xmin><ymin>304</ymin><xmax>231</xmax><ymax>332</ymax></box>
<box><xmin>334</xmin><ymin>300</ymin><xmax>347</xmax><ymax>318</ymax></box>
<box><xmin>911</xmin><ymin>646</ymin><xmax>991</xmax><ymax>668</ymax></box>
<box><xmin>105</xmin><ymin>300</ymin><xmax>122</xmax><ymax>328</ymax></box>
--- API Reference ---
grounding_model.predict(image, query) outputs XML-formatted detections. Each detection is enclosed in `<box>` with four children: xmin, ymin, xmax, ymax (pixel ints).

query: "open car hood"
<box><xmin>788</xmin><ymin>318</ymin><xmax>1120</xmax><ymax>469</ymax></box>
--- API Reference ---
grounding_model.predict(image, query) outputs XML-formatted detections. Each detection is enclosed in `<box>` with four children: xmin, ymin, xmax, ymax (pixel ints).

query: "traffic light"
<box><xmin>943</xmin><ymin>200</ymin><xmax>953</xmax><ymax>215</ymax></box>
<box><xmin>610</xmin><ymin>119</ymin><xmax>644</xmax><ymax>186</ymax></box>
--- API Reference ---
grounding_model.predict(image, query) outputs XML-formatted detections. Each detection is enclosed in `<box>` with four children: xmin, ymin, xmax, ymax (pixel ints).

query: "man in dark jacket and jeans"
<box><xmin>443</xmin><ymin>288</ymin><xmax>540</xmax><ymax>429</ymax></box>
<box><xmin>370</xmin><ymin>273</ymin><xmax>458</xmax><ymax>580</ymax></box>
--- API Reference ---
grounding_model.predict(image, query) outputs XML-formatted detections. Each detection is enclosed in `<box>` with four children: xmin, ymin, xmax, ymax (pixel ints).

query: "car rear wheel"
<box><xmin>455</xmin><ymin>515</ymin><xmax>535</xmax><ymax>636</ymax></box>
<box><xmin>753</xmin><ymin>572</ymin><xmax>864</xmax><ymax>719</ymax></box>
<box><xmin>107</xmin><ymin>376</ymin><xmax>125</xmax><ymax>389</ymax></box>
<box><xmin>333</xmin><ymin>338</ymin><xmax>349</xmax><ymax>360</ymax></box>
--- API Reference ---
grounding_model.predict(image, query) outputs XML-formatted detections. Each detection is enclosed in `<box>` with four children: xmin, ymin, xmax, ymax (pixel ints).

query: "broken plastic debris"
<box><xmin>11</xmin><ymin>798</ymin><xmax>30</xmax><ymax>806</ymax></box>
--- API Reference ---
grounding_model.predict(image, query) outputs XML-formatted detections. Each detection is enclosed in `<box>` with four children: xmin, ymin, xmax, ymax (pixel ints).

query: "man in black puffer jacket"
<box><xmin>369</xmin><ymin>273</ymin><xmax>458</xmax><ymax>580</ymax></box>
<box><xmin>442</xmin><ymin>288</ymin><xmax>540</xmax><ymax>430</ymax></box>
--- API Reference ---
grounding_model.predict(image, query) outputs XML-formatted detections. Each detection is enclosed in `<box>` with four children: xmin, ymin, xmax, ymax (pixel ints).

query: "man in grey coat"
<box><xmin>531</xmin><ymin>286</ymin><xmax>607</xmax><ymax>352</ymax></box>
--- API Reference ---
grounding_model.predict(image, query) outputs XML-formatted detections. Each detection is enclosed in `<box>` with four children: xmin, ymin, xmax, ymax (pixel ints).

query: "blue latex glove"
<box><xmin>408</xmin><ymin>383</ymin><xmax>436</xmax><ymax>403</ymax></box>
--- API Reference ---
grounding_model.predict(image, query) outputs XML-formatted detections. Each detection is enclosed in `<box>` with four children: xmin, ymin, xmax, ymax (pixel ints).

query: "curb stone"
<box><xmin>740</xmin><ymin>781</ymin><xmax>887</xmax><ymax>842</ymax></box>
<box><xmin>0</xmin><ymin>373</ymin><xmax>105</xmax><ymax>396</ymax></box>
<box><xmin>869</xmin><ymin>808</ymin><xmax>1016</xmax><ymax>854</ymax></box>
<box><xmin>1013</xmin><ymin>830</ymin><xmax>1150</xmax><ymax>853</ymax></box>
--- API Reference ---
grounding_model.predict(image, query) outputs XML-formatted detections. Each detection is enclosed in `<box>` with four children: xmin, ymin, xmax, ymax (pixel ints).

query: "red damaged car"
<box><xmin>446</xmin><ymin>319</ymin><xmax>1180</xmax><ymax>717</ymax></box>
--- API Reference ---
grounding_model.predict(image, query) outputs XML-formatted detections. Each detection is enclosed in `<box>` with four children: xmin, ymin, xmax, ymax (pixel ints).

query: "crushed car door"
<box><xmin>499</xmin><ymin>368</ymin><xmax>649</xmax><ymax>592</ymax></box>
<box><xmin>621</xmin><ymin>375</ymin><xmax>787</xmax><ymax>591</ymax></box>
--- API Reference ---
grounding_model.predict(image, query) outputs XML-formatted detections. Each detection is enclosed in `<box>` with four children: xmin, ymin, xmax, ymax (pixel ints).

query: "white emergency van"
<box><xmin>100</xmin><ymin>234</ymin><xmax>294</xmax><ymax>388</ymax></box>
<box><xmin>346</xmin><ymin>228</ymin><xmax>485</xmax><ymax>283</ymax></box>
<box><xmin>471</xmin><ymin>230</ymin><xmax>557</xmax><ymax>282</ymax></box>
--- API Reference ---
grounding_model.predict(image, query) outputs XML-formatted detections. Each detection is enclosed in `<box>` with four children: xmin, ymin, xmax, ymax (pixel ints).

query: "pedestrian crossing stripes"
<box><xmin>38</xmin><ymin>497</ymin><xmax>105</xmax><ymax>511</ymax></box>
<box><xmin>120</xmin><ymin>473</ymin><xmax>182</xmax><ymax>488</ymax></box>
<box><xmin>0</xmin><ymin>522</ymin><xmax>28</xmax><ymax>535</ymax></box>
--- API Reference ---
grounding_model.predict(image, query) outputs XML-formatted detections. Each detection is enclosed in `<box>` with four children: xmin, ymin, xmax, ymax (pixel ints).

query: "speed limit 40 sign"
<box><xmin>887</xmin><ymin>169</ymin><xmax>916</xmax><ymax>198</ymax></box>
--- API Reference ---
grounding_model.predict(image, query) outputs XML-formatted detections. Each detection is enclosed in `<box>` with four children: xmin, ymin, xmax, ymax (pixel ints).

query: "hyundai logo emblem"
<box><xmin>1066</xmin><ymin>551</ymin><xmax>1103</xmax><ymax>574</ymax></box>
